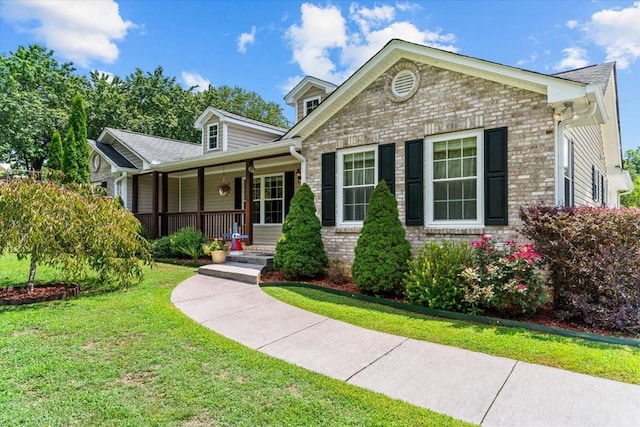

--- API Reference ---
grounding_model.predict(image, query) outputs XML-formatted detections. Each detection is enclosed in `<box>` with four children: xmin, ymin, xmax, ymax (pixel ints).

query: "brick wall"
<box><xmin>303</xmin><ymin>61</ymin><xmax>556</xmax><ymax>262</ymax></box>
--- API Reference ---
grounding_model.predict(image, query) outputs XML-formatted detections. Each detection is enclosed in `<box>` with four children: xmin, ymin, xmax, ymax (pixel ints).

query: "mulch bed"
<box><xmin>0</xmin><ymin>283</ymin><xmax>80</xmax><ymax>306</ymax></box>
<box><xmin>260</xmin><ymin>271</ymin><xmax>637</xmax><ymax>340</ymax></box>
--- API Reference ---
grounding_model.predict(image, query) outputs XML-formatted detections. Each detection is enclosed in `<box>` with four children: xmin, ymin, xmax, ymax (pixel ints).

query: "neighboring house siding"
<box><xmin>296</xmin><ymin>86</ymin><xmax>327</xmax><ymax>122</ymax></box>
<box><xmin>110</xmin><ymin>140</ymin><xmax>143</xmax><ymax>169</ymax></box>
<box><xmin>303</xmin><ymin>61</ymin><xmax>556</xmax><ymax>262</ymax></box>
<box><xmin>566</xmin><ymin>125</ymin><xmax>606</xmax><ymax>206</ymax></box>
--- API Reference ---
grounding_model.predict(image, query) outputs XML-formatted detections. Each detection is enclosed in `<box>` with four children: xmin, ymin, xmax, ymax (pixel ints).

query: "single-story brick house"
<box><xmin>90</xmin><ymin>39</ymin><xmax>632</xmax><ymax>260</ymax></box>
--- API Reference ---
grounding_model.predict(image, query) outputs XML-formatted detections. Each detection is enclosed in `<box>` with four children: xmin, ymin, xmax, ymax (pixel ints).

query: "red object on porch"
<box><xmin>230</xmin><ymin>238</ymin><xmax>243</xmax><ymax>252</ymax></box>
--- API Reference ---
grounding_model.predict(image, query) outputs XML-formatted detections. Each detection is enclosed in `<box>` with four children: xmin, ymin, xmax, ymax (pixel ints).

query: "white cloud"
<box><xmin>554</xmin><ymin>47</ymin><xmax>589</xmax><ymax>71</ymax></box>
<box><xmin>182</xmin><ymin>72</ymin><xmax>211</xmax><ymax>92</ymax></box>
<box><xmin>516</xmin><ymin>52</ymin><xmax>539</xmax><ymax>66</ymax></box>
<box><xmin>395</xmin><ymin>2</ymin><xmax>422</xmax><ymax>12</ymax></box>
<box><xmin>237</xmin><ymin>26</ymin><xmax>257</xmax><ymax>53</ymax></box>
<box><xmin>584</xmin><ymin>2</ymin><xmax>640</xmax><ymax>69</ymax></box>
<box><xmin>566</xmin><ymin>20</ymin><xmax>578</xmax><ymax>29</ymax></box>
<box><xmin>283</xmin><ymin>2</ymin><xmax>457</xmax><ymax>87</ymax></box>
<box><xmin>1</xmin><ymin>0</ymin><xmax>134</xmax><ymax>67</ymax></box>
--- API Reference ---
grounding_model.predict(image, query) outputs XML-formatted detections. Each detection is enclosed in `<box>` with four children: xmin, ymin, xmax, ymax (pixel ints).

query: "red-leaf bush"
<box><xmin>520</xmin><ymin>205</ymin><xmax>640</xmax><ymax>334</ymax></box>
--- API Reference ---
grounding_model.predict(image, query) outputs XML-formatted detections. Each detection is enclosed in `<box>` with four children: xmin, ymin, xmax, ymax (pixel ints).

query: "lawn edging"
<box><xmin>260</xmin><ymin>282</ymin><xmax>640</xmax><ymax>348</ymax></box>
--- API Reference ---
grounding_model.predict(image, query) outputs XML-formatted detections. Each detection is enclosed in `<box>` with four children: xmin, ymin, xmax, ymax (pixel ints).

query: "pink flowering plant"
<box><xmin>460</xmin><ymin>235</ymin><xmax>547</xmax><ymax>316</ymax></box>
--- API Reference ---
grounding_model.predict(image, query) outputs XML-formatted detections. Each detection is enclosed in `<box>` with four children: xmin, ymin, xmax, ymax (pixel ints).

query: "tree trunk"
<box><xmin>28</xmin><ymin>258</ymin><xmax>37</xmax><ymax>293</ymax></box>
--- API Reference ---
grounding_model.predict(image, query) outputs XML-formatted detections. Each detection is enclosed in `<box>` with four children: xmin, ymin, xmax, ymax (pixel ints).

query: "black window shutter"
<box><xmin>284</xmin><ymin>171</ymin><xmax>295</xmax><ymax>216</ymax></box>
<box><xmin>321</xmin><ymin>152</ymin><xmax>336</xmax><ymax>226</ymax></box>
<box><xmin>591</xmin><ymin>166</ymin><xmax>597</xmax><ymax>201</ymax></box>
<box><xmin>378</xmin><ymin>143</ymin><xmax>396</xmax><ymax>193</ymax></box>
<box><xmin>484</xmin><ymin>127</ymin><xmax>508</xmax><ymax>225</ymax></box>
<box><xmin>405</xmin><ymin>139</ymin><xmax>424</xmax><ymax>226</ymax></box>
<box><xmin>234</xmin><ymin>177</ymin><xmax>242</xmax><ymax>210</ymax></box>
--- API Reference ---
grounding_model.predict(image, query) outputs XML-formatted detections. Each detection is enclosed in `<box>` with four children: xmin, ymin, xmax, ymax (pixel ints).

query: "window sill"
<box><xmin>424</xmin><ymin>226</ymin><xmax>485</xmax><ymax>235</ymax></box>
<box><xmin>335</xmin><ymin>226</ymin><xmax>363</xmax><ymax>234</ymax></box>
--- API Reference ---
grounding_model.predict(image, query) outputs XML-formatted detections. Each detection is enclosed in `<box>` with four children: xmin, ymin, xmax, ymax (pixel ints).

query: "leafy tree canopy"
<box><xmin>2</xmin><ymin>44</ymin><xmax>290</xmax><ymax>169</ymax></box>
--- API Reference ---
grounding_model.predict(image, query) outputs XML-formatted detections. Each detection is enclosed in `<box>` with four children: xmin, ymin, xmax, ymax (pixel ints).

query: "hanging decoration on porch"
<box><xmin>218</xmin><ymin>166</ymin><xmax>231</xmax><ymax>196</ymax></box>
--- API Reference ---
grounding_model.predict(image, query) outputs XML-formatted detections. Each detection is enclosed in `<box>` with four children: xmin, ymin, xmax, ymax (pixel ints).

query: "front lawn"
<box><xmin>0</xmin><ymin>255</ymin><xmax>464</xmax><ymax>426</ymax></box>
<box><xmin>262</xmin><ymin>285</ymin><xmax>640</xmax><ymax>385</ymax></box>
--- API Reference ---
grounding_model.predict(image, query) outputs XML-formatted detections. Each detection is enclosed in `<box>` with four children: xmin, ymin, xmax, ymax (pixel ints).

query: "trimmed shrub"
<box><xmin>352</xmin><ymin>181</ymin><xmax>412</xmax><ymax>296</ymax></box>
<box><xmin>327</xmin><ymin>259</ymin><xmax>349</xmax><ymax>285</ymax></box>
<box><xmin>170</xmin><ymin>227</ymin><xmax>206</xmax><ymax>261</ymax></box>
<box><xmin>404</xmin><ymin>241</ymin><xmax>472</xmax><ymax>311</ymax></box>
<box><xmin>274</xmin><ymin>183</ymin><xmax>328</xmax><ymax>279</ymax></box>
<box><xmin>520</xmin><ymin>205</ymin><xmax>640</xmax><ymax>333</ymax></box>
<box><xmin>460</xmin><ymin>235</ymin><xmax>547</xmax><ymax>317</ymax></box>
<box><xmin>151</xmin><ymin>236</ymin><xmax>174</xmax><ymax>259</ymax></box>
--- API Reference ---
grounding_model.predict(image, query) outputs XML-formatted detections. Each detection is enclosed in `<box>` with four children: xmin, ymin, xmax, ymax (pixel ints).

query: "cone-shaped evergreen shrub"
<box><xmin>63</xmin><ymin>126</ymin><xmax>79</xmax><ymax>183</ymax></box>
<box><xmin>47</xmin><ymin>130</ymin><xmax>64</xmax><ymax>172</ymax></box>
<box><xmin>352</xmin><ymin>180</ymin><xmax>412</xmax><ymax>295</ymax></box>
<box><xmin>274</xmin><ymin>183</ymin><xmax>328</xmax><ymax>279</ymax></box>
<box><xmin>68</xmin><ymin>94</ymin><xmax>90</xmax><ymax>183</ymax></box>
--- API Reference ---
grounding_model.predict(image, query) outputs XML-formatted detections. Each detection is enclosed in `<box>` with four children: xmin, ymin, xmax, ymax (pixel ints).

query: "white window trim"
<box><xmin>426</xmin><ymin>129</ymin><xmax>484</xmax><ymax>227</ymax></box>
<box><xmin>337</xmin><ymin>145</ymin><xmax>378</xmax><ymax>227</ymax></box>
<box><xmin>303</xmin><ymin>96</ymin><xmax>321</xmax><ymax>116</ymax></box>
<box><xmin>243</xmin><ymin>173</ymin><xmax>285</xmax><ymax>225</ymax></box>
<box><xmin>563</xmin><ymin>136</ymin><xmax>574</xmax><ymax>207</ymax></box>
<box><xmin>207</xmin><ymin>123</ymin><xmax>219</xmax><ymax>150</ymax></box>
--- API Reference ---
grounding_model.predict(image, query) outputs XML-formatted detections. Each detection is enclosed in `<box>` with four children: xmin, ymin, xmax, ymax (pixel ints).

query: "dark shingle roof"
<box><xmin>553</xmin><ymin>63</ymin><xmax>614</xmax><ymax>95</ymax></box>
<box><xmin>104</xmin><ymin>128</ymin><xmax>202</xmax><ymax>164</ymax></box>
<box><xmin>94</xmin><ymin>141</ymin><xmax>136</xmax><ymax>169</ymax></box>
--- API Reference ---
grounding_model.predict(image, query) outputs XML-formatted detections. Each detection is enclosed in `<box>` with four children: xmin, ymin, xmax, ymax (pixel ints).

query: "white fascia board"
<box><xmin>194</xmin><ymin>107</ymin><xmax>222</xmax><ymax>129</ymax></box>
<box><xmin>284</xmin><ymin>39</ymin><xmax>592</xmax><ymax>141</ymax></box>
<box><xmin>284</xmin><ymin>76</ymin><xmax>338</xmax><ymax>105</ymax></box>
<box><xmin>150</xmin><ymin>139</ymin><xmax>301</xmax><ymax>172</ymax></box>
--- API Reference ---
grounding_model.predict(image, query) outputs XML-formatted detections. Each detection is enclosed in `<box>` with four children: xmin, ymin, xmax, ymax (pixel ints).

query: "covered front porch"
<box><xmin>132</xmin><ymin>151</ymin><xmax>301</xmax><ymax>246</ymax></box>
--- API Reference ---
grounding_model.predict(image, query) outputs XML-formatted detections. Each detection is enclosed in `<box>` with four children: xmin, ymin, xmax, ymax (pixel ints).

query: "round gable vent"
<box><xmin>385</xmin><ymin>61</ymin><xmax>421</xmax><ymax>103</ymax></box>
<box><xmin>392</xmin><ymin>70</ymin><xmax>416</xmax><ymax>97</ymax></box>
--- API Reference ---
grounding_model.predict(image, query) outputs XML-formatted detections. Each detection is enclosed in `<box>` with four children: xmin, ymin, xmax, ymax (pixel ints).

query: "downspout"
<box><xmin>554</xmin><ymin>101</ymin><xmax>597</xmax><ymax>204</ymax></box>
<box><xmin>289</xmin><ymin>144</ymin><xmax>307</xmax><ymax>183</ymax></box>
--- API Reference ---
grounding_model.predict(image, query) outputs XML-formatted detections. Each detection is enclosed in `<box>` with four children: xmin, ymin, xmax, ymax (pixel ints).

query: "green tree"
<box><xmin>0</xmin><ymin>179</ymin><xmax>152</xmax><ymax>292</ymax></box>
<box><xmin>47</xmin><ymin>130</ymin><xmax>64</xmax><ymax>172</ymax></box>
<box><xmin>63</xmin><ymin>127</ymin><xmax>78</xmax><ymax>183</ymax></box>
<box><xmin>85</xmin><ymin>71</ymin><xmax>130</xmax><ymax>139</ymax></box>
<box><xmin>274</xmin><ymin>183</ymin><xmax>328</xmax><ymax>279</ymax></box>
<box><xmin>621</xmin><ymin>147</ymin><xmax>640</xmax><ymax>207</ymax></box>
<box><xmin>621</xmin><ymin>176</ymin><xmax>640</xmax><ymax>207</ymax></box>
<box><xmin>352</xmin><ymin>181</ymin><xmax>412</xmax><ymax>296</ymax></box>
<box><xmin>68</xmin><ymin>94</ymin><xmax>90</xmax><ymax>183</ymax></box>
<box><xmin>0</xmin><ymin>45</ymin><xmax>87</xmax><ymax>170</ymax></box>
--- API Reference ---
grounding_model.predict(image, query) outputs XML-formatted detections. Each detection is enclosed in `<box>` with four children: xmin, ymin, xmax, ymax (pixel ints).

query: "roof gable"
<box><xmin>284</xmin><ymin>76</ymin><xmax>338</xmax><ymax>106</ymax></box>
<box><xmin>194</xmin><ymin>107</ymin><xmax>287</xmax><ymax>135</ymax></box>
<box><xmin>282</xmin><ymin>39</ymin><xmax>604</xmax><ymax>141</ymax></box>
<box><xmin>553</xmin><ymin>63</ymin><xmax>615</xmax><ymax>96</ymax></box>
<box><xmin>98</xmin><ymin>128</ymin><xmax>201</xmax><ymax>166</ymax></box>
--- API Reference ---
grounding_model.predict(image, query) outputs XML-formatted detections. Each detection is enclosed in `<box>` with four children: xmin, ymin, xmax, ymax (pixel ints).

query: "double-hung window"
<box><xmin>246</xmin><ymin>174</ymin><xmax>284</xmax><ymax>224</ymax></box>
<box><xmin>304</xmin><ymin>96</ymin><xmax>320</xmax><ymax>116</ymax></box>
<box><xmin>338</xmin><ymin>146</ymin><xmax>377</xmax><ymax>225</ymax></box>
<box><xmin>427</xmin><ymin>131</ymin><xmax>482</xmax><ymax>225</ymax></box>
<box><xmin>208</xmin><ymin>124</ymin><xmax>219</xmax><ymax>150</ymax></box>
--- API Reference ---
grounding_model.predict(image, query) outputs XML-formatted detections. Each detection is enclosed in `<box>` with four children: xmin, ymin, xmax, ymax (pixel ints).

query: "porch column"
<box><xmin>132</xmin><ymin>175</ymin><xmax>138</xmax><ymax>213</ymax></box>
<box><xmin>152</xmin><ymin>171</ymin><xmax>159</xmax><ymax>239</ymax></box>
<box><xmin>197</xmin><ymin>167</ymin><xmax>204</xmax><ymax>234</ymax></box>
<box><xmin>161</xmin><ymin>172</ymin><xmax>168</xmax><ymax>236</ymax></box>
<box><xmin>245</xmin><ymin>161</ymin><xmax>254</xmax><ymax>245</ymax></box>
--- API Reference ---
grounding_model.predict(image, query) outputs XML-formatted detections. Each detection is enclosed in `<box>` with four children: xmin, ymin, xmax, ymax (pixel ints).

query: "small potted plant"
<box><xmin>218</xmin><ymin>181</ymin><xmax>231</xmax><ymax>196</ymax></box>
<box><xmin>203</xmin><ymin>238</ymin><xmax>229</xmax><ymax>264</ymax></box>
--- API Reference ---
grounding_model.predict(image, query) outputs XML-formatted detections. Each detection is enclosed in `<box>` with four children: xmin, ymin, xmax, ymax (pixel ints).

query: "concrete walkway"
<box><xmin>171</xmin><ymin>274</ymin><xmax>640</xmax><ymax>426</ymax></box>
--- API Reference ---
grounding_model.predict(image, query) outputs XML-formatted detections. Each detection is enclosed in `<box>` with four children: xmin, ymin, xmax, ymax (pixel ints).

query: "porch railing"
<box><xmin>135</xmin><ymin>210</ymin><xmax>245</xmax><ymax>240</ymax></box>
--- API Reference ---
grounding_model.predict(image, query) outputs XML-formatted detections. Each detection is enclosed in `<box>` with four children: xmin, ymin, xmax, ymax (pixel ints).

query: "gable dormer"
<box><xmin>284</xmin><ymin>76</ymin><xmax>337</xmax><ymax>123</ymax></box>
<box><xmin>194</xmin><ymin>107</ymin><xmax>287</xmax><ymax>155</ymax></box>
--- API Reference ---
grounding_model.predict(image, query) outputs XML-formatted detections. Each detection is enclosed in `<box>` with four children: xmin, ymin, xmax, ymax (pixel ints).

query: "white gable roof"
<box><xmin>194</xmin><ymin>107</ymin><xmax>287</xmax><ymax>135</ymax></box>
<box><xmin>284</xmin><ymin>76</ymin><xmax>338</xmax><ymax>107</ymax></box>
<box><xmin>282</xmin><ymin>39</ymin><xmax>608</xmax><ymax>141</ymax></box>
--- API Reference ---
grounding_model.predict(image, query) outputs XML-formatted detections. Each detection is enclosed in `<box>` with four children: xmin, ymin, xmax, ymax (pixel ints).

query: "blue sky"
<box><xmin>1</xmin><ymin>0</ymin><xmax>638</xmax><ymax>151</ymax></box>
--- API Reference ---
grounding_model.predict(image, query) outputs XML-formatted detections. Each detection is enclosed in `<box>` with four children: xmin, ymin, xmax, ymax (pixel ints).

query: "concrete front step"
<box><xmin>226</xmin><ymin>253</ymin><xmax>274</xmax><ymax>270</ymax></box>
<box><xmin>198</xmin><ymin>262</ymin><xmax>264</xmax><ymax>285</ymax></box>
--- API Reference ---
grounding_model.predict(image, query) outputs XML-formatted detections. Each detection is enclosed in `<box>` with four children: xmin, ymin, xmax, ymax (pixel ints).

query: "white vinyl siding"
<box><xmin>427</xmin><ymin>130</ymin><xmax>483</xmax><ymax>226</ymax></box>
<box><xmin>565</xmin><ymin>125</ymin><xmax>606</xmax><ymax>206</ymax></box>
<box><xmin>226</xmin><ymin>123</ymin><xmax>279</xmax><ymax>150</ymax></box>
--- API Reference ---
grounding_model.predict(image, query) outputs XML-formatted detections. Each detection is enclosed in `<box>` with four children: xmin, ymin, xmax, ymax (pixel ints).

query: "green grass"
<box><xmin>262</xmin><ymin>286</ymin><xmax>640</xmax><ymax>385</ymax></box>
<box><xmin>0</xmin><ymin>255</ymin><xmax>466</xmax><ymax>426</ymax></box>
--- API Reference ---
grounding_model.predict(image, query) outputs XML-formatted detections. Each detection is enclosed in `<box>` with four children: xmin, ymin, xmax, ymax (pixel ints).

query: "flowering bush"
<box><xmin>460</xmin><ymin>235</ymin><xmax>547</xmax><ymax>316</ymax></box>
